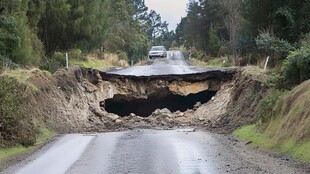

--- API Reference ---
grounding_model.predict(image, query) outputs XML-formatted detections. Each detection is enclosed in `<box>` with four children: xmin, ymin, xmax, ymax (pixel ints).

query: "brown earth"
<box><xmin>201</xmin><ymin>67</ymin><xmax>271</xmax><ymax>133</ymax></box>
<box><xmin>23</xmin><ymin>66</ymin><xmax>270</xmax><ymax>134</ymax></box>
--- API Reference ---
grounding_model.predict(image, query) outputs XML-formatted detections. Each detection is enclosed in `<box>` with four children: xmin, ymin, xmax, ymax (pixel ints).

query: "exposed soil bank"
<box><xmin>197</xmin><ymin>67</ymin><xmax>271</xmax><ymax>133</ymax></box>
<box><xmin>21</xmin><ymin>66</ymin><xmax>269</xmax><ymax>134</ymax></box>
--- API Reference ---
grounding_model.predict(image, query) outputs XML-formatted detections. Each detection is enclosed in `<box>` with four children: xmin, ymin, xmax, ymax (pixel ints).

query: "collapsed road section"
<box><xmin>20</xmin><ymin>64</ymin><xmax>269</xmax><ymax>133</ymax></box>
<box><xmin>99</xmin><ymin>67</ymin><xmax>237</xmax><ymax>117</ymax></box>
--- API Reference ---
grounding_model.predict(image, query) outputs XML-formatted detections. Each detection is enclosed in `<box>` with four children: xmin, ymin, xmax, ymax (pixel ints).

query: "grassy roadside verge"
<box><xmin>69</xmin><ymin>52</ymin><xmax>129</xmax><ymax>69</ymax></box>
<box><xmin>189</xmin><ymin>57</ymin><xmax>232</xmax><ymax>67</ymax></box>
<box><xmin>0</xmin><ymin>127</ymin><xmax>56</xmax><ymax>170</ymax></box>
<box><xmin>234</xmin><ymin>80</ymin><xmax>310</xmax><ymax>163</ymax></box>
<box><xmin>70</xmin><ymin>59</ymin><xmax>113</xmax><ymax>69</ymax></box>
<box><xmin>234</xmin><ymin>124</ymin><xmax>310</xmax><ymax>162</ymax></box>
<box><xmin>0</xmin><ymin>69</ymin><xmax>57</xmax><ymax>170</ymax></box>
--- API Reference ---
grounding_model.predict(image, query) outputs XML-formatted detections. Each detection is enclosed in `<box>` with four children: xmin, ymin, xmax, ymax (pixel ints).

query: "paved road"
<box><xmin>3</xmin><ymin>129</ymin><xmax>305</xmax><ymax>174</ymax></box>
<box><xmin>2</xmin><ymin>55</ymin><xmax>306</xmax><ymax>174</ymax></box>
<box><xmin>104</xmin><ymin>51</ymin><xmax>209</xmax><ymax>76</ymax></box>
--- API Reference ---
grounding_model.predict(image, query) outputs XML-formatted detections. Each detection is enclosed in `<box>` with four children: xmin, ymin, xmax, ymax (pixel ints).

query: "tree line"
<box><xmin>0</xmin><ymin>0</ymin><xmax>173</xmax><ymax>67</ymax></box>
<box><xmin>173</xmin><ymin>0</ymin><xmax>310</xmax><ymax>87</ymax></box>
<box><xmin>175</xmin><ymin>0</ymin><xmax>310</xmax><ymax>63</ymax></box>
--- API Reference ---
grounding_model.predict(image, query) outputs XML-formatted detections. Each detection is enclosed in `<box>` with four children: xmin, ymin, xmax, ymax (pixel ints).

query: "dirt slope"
<box><xmin>26</xmin><ymin>67</ymin><xmax>117</xmax><ymax>133</ymax></box>
<box><xmin>22</xmin><ymin>66</ymin><xmax>271</xmax><ymax>134</ymax></box>
<box><xmin>193</xmin><ymin>66</ymin><xmax>270</xmax><ymax>132</ymax></box>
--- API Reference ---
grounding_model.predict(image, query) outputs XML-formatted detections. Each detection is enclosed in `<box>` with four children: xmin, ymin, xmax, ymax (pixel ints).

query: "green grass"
<box><xmin>70</xmin><ymin>59</ymin><xmax>113</xmax><ymax>69</ymax></box>
<box><xmin>0</xmin><ymin>122</ymin><xmax>56</xmax><ymax>170</ymax></box>
<box><xmin>32</xmin><ymin>119</ymin><xmax>56</xmax><ymax>145</ymax></box>
<box><xmin>234</xmin><ymin>124</ymin><xmax>310</xmax><ymax>162</ymax></box>
<box><xmin>0</xmin><ymin>146</ymin><xmax>36</xmax><ymax>160</ymax></box>
<box><xmin>190</xmin><ymin>57</ymin><xmax>232</xmax><ymax>67</ymax></box>
<box><xmin>36</xmin><ymin>127</ymin><xmax>56</xmax><ymax>145</ymax></box>
<box><xmin>234</xmin><ymin>125</ymin><xmax>274</xmax><ymax>148</ymax></box>
<box><xmin>189</xmin><ymin>58</ymin><xmax>209</xmax><ymax>66</ymax></box>
<box><xmin>1</xmin><ymin>69</ymin><xmax>38</xmax><ymax>91</ymax></box>
<box><xmin>208</xmin><ymin>58</ymin><xmax>223</xmax><ymax>67</ymax></box>
<box><xmin>0</xmin><ymin>146</ymin><xmax>36</xmax><ymax>170</ymax></box>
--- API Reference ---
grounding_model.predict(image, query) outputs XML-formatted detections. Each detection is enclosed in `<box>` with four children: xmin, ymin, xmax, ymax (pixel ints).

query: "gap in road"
<box><xmin>105</xmin><ymin>90</ymin><xmax>216</xmax><ymax>117</ymax></box>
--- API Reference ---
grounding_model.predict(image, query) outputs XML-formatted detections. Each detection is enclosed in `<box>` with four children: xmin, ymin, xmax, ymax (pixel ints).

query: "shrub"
<box><xmin>40</xmin><ymin>58</ymin><xmax>63</xmax><ymax>74</ymax></box>
<box><xmin>256</xmin><ymin>31</ymin><xmax>293</xmax><ymax>63</ymax></box>
<box><xmin>0</xmin><ymin>16</ymin><xmax>19</xmax><ymax>57</ymax></box>
<box><xmin>0</xmin><ymin>77</ymin><xmax>36</xmax><ymax>147</ymax></box>
<box><xmin>282</xmin><ymin>47</ymin><xmax>310</xmax><ymax>87</ymax></box>
<box><xmin>0</xmin><ymin>55</ymin><xmax>19</xmax><ymax>69</ymax></box>
<box><xmin>259</xmin><ymin>90</ymin><xmax>282</xmax><ymax>124</ymax></box>
<box><xmin>40</xmin><ymin>52</ymin><xmax>66</xmax><ymax>73</ymax></box>
<box><xmin>268</xmin><ymin>71</ymin><xmax>287</xmax><ymax>89</ymax></box>
<box><xmin>191</xmin><ymin>48</ymin><xmax>208</xmax><ymax>61</ymax></box>
<box><xmin>68</xmin><ymin>49</ymin><xmax>85</xmax><ymax>60</ymax></box>
<box><xmin>116</xmin><ymin>51</ymin><xmax>128</xmax><ymax>61</ymax></box>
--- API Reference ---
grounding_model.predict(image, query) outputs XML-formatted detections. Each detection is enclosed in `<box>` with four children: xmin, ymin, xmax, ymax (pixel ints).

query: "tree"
<box><xmin>208</xmin><ymin>24</ymin><xmax>220</xmax><ymax>56</ymax></box>
<box><xmin>282</xmin><ymin>46</ymin><xmax>310</xmax><ymax>87</ymax></box>
<box><xmin>179</xmin><ymin>0</ymin><xmax>227</xmax><ymax>51</ymax></box>
<box><xmin>175</xmin><ymin>17</ymin><xmax>187</xmax><ymax>46</ymax></box>
<box><xmin>0</xmin><ymin>0</ymin><xmax>44</xmax><ymax>66</ymax></box>
<box><xmin>1</xmin><ymin>0</ymin><xmax>173</xmax><ymax>66</ymax></box>
<box><xmin>39</xmin><ymin>0</ymin><xmax>70</xmax><ymax>55</ymax></box>
<box><xmin>221</xmin><ymin>0</ymin><xmax>242</xmax><ymax>56</ymax></box>
<box><xmin>0</xmin><ymin>15</ymin><xmax>19</xmax><ymax>57</ymax></box>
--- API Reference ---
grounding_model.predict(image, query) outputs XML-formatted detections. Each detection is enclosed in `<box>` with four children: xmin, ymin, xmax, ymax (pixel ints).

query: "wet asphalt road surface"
<box><xmin>3</xmin><ymin>129</ymin><xmax>306</xmax><ymax>174</ymax></box>
<box><xmin>104</xmin><ymin>51</ymin><xmax>209</xmax><ymax>76</ymax></box>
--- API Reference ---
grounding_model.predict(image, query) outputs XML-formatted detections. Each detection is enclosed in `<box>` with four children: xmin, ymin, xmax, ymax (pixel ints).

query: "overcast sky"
<box><xmin>145</xmin><ymin>0</ymin><xmax>189</xmax><ymax>31</ymax></box>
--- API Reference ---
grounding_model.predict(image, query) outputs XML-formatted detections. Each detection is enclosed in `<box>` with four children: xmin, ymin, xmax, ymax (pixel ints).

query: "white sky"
<box><xmin>145</xmin><ymin>0</ymin><xmax>189</xmax><ymax>31</ymax></box>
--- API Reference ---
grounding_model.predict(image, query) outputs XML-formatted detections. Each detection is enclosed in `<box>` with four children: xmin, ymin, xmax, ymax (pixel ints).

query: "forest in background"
<box><xmin>0</xmin><ymin>0</ymin><xmax>174</xmax><ymax>69</ymax></box>
<box><xmin>174</xmin><ymin>0</ymin><xmax>310</xmax><ymax>88</ymax></box>
<box><xmin>176</xmin><ymin>0</ymin><xmax>310</xmax><ymax>64</ymax></box>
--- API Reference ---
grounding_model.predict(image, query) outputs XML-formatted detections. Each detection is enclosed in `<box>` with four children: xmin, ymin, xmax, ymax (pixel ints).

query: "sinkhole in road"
<box><xmin>104</xmin><ymin>91</ymin><xmax>216</xmax><ymax>117</ymax></box>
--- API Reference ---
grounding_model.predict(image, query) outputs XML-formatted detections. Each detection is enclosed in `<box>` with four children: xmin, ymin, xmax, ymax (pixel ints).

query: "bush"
<box><xmin>68</xmin><ymin>49</ymin><xmax>85</xmax><ymax>60</ymax></box>
<box><xmin>0</xmin><ymin>55</ymin><xmax>19</xmax><ymax>69</ymax></box>
<box><xmin>259</xmin><ymin>90</ymin><xmax>282</xmax><ymax>124</ymax></box>
<box><xmin>191</xmin><ymin>48</ymin><xmax>208</xmax><ymax>61</ymax></box>
<box><xmin>256</xmin><ymin>31</ymin><xmax>293</xmax><ymax>63</ymax></box>
<box><xmin>116</xmin><ymin>51</ymin><xmax>128</xmax><ymax>61</ymax></box>
<box><xmin>0</xmin><ymin>77</ymin><xmax>36</xmax><ymax>147</ymax></box>
<box><xmin>0</xmin><ymin>16</ymin><xmax>19</xmax><ymax>57</ymax></box>
<box><xmin>282</xmin><ymin>47</ymin><xmax>310</xmax><ymax>87</ymax></box>
<box><xmin>40</xmin><ymin>52</ymin><xmax>66</xmax><ymax>73</ymax></box>
<box><xmin>40</xmin><ymin>58</ymin><xmax>63</xmax><ymax>74</ymax></box>
<box><xmin>268</xmin><ymin>71</ymin><xmax>287</xmax><ymax>89</ymax></box>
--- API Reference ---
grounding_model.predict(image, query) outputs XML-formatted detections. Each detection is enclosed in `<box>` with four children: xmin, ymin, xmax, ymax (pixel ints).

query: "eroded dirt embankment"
<box><xmin>25</xmin><ymin>66</ymin><xmax>270</xmax><ymax>133</ymax></box>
